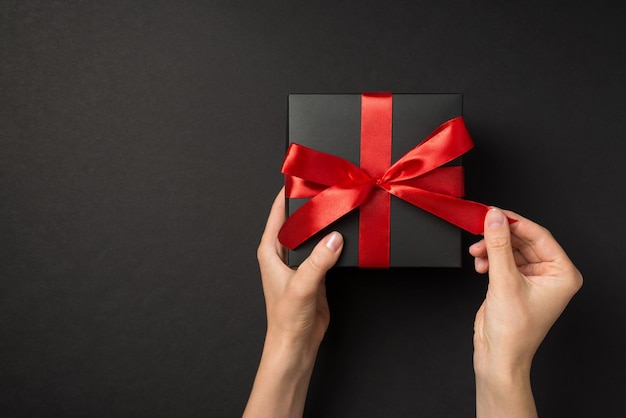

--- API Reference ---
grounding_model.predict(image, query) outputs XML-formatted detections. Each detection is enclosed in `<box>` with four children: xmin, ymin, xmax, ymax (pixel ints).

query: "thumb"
<box><xmin>484</xmin><ymin>207</ymin><xmax>519</xmax><ymax>288</ymax></box>
<box><xmin>297</xmin><ymin>232</ymin><xmax>343</xmax><ymax>284</ymax></box>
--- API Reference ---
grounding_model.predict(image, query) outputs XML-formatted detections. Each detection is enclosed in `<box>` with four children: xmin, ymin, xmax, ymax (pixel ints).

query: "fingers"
<box><xmin>296</xmin><ymin>231</ymin><xmax>343</xmax><ymax>286</ymax></box>
<box><xmin>474</xmin><ymin>256</ymin><xmax>489</xmax><ymax>274</ymax></box>
<box><xmin>260</xmin><ymin>187</ymin><xmax>286</xmax><ymax>244</ymax></box>
<box><xmin>483</xmin><ymin>207</ymin><xmax>520</xmax><ymax>289</ymax></box>
<box><xmin>470</xmin><ymin>208</ymin><xmax>558</xmax><ymax>269</ymax></box>
<box><xmin>503</xmin><ymin>209</ymin><xmax>566</xmax><ymax>263</ymax></box>
<box><xmin>471</xmin><ymin>236</ymin><xmax>534</xmax><ymax>261</ymax></box>
<box><xmin>469</xmin><ymin>240</ymin><xmax>485</xmax><ymax>257</ymax></box>
<box><xmin>470</xmin><ymin>239</ymin><xmax>531</xmax><ymax>273</ymax></box>
<box><xmin>258</xmin><ymin>188</ymin><xmax>287</xmax><ymax>266</ymax></box>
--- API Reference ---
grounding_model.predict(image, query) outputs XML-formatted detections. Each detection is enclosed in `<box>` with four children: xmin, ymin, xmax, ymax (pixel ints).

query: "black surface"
<box><xmin>1</xmin><ymin>1</ymin><xmax>625</xmax><ymax>417</ymax></box>
<box><xmin>287</xmin><ymin>94</ymin><xmax>462</xmax><ymax>267</ymax></box>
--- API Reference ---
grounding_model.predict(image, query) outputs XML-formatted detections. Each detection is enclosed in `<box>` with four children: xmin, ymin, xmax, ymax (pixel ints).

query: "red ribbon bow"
<box><xmin>278</xmin><ymin>93</ymin><xmax>494</xmax><ymax>267</ymax></box>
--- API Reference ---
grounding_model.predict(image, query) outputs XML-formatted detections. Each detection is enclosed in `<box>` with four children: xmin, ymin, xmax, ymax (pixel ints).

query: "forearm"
<box><xmin>243</xmin><ymin>336</ymin><xmax>319</xmax><ymax>418</ymax></box>
<box><xmin>475</xmin><ymin>363</ymin><xmax>537</xmax><ymax>418</ymax></box>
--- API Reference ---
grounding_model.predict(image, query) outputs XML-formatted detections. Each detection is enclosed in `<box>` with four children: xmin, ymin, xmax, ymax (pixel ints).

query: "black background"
<box><xmin>1</xmin><ymin>1</ymin><xmax>624</xmax><ymax>417</ymax></box>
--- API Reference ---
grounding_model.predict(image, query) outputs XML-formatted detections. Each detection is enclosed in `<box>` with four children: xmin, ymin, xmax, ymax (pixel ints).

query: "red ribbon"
<box><xmin>279</xmin><ymin>93</ymin><xmax>493</xmax><ymax>267</ymax></box>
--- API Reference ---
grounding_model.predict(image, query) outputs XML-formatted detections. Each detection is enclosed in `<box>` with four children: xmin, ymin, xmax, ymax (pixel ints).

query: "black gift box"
<box><xmin>286</xmin><ymin>94</ymin><xmax>464</xmax><ymax>268</ymax></box>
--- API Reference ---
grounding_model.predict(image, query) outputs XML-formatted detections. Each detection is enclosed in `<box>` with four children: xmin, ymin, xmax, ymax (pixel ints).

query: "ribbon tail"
<box><xmin>387</xmin><ymin>184</ymin><xmax>490</xmax><ymax>235</ymax></box>
<box><xmin>279</xmin><ymin>182</ymin><xmax>375</xmax><ymax>250</ymax></box>
<box><xmin>396</xmin><ymin>167</ymin><xmax>465</xmax><ymax>197</ymax></box>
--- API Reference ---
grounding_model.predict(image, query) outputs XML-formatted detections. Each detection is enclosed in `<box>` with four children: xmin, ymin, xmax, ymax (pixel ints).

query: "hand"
<box><xmin>258</xmin><ymin>187</ymin><xmax>343</xmax><ymax>356</ymax></box>
<box><xmin>243</xmin><ymin>188</ymin><xmax>343</xmax><ymax>418</ymax></box>
<box><xmin>470</xmin><ymin>208</ymin><xmax>583</xmax><ymax>417</ymax></box>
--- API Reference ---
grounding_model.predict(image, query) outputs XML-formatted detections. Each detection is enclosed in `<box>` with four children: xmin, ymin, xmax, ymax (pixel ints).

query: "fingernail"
<box><xmin>324</xmin><ymin>232</ymin><xmax>342</xmax><ymax>252</ymax></box>
<box><xmin>486</xmin><ymin>208</ymin><xmax>505</xmax><ymax>229</ymax></box>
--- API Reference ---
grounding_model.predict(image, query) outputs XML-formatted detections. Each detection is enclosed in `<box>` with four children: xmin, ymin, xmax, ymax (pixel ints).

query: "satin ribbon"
<box><xmin>279</xmin><ymin>93</ymin><xmax>495</xmax><ymax>267</ymax></box>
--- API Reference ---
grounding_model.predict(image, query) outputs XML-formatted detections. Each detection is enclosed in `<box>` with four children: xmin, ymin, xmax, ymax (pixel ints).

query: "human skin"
<box><xmin>470</xmin><ymin>208</ymin><xmax>583</xmax><ymax>417</ymax></box>
<box><xmin>243</xmin><ymin>188</ymin><xmax>343</xmax><ymax>418</ymax></box>
<box><xmin>243</xmin><ymin>191</ymin><xmax>582</xmax><ymax>417</ymax></box>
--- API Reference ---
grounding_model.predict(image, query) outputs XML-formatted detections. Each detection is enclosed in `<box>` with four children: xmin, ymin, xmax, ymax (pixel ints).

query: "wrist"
<box><xmin>243</xmin><ymin>335</ymin><xmax>319</xmax><ymax>418</ymax></box>
<box><xmin>475</xmin><ymin>369</ymin><xmax>536</xmax><ymax>418</ymax></box>
<box><xmin>474</xmin><ymin>352</ymin><xmax>537</xmax><ymax>418</ymax></box>
<box><xmin>474</xmin><ymin>349</ymin><xmax>532</xmax><ymax>384</ymax></box>
<box><xmin>475</xmin><ymin>363</ymin><xmax>531</xmax><ymax>395</ymax></box>
<box><xmin>262</xmin><ymin>332</ymin><xmax>320</xmax><ymax>376</ymax></box>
